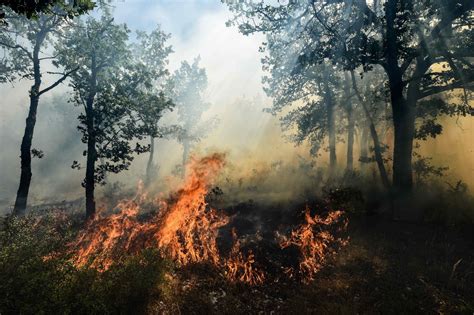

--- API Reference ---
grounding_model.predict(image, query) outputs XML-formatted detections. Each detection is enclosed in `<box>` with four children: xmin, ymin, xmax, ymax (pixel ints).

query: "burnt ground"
<box><xmin>156</xmin><ymin>215</ymin><xmax>474</xmax><ymax>314</ymax></box>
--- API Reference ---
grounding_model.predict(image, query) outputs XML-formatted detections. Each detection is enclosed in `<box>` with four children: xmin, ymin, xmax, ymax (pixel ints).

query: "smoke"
<box><xmin>1</xmin><ymin>1</ymin><xmax>473</xmax><ymax>214</ymax></box>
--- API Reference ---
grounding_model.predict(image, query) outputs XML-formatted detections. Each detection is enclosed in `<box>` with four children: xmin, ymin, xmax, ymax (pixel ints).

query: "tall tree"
<box><xmin>56</xmin><ymin>14</ymin><xmax>154</xmax><ymax>219</ymax></box>
<box><xmin>255</xmin><ymin>15</ymin><xmax>345</xmax><ymax>176</ymax></box>
<box><xmin>171</xmin><ymin>57</ymin><xmax>211</xmax><ymax>170</ymax></box>
<box><xmin>132</xmin><ymin>26</ymin><xmax>175</xmax><ymax>185</ymax></box>
<box><xmin>343</xmin><ymin>72</ymin><xmax>355</xmax><ymax>172</ymax></box>
<box><xmin>225</xmin><ymin>0</ymin><xmax>474</xmax><ymax>195</ymax></box>
<box><xmin>349</xmin><ymin>69</ymin><xmax>391</xmax><ymax>189</ymax></box>
<box><xmin>0</xmin><ymin>8</ymin><xmax>80</xmax><ymax>215</ymax></box>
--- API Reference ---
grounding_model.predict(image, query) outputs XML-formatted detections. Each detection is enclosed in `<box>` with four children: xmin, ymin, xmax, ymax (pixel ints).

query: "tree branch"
<box><xmin>0</xmin><ymin>41</ymin><xmax>33</xmax><ymax>60</ymax></box>
<box><xmin>418</xmin><ymin>80</ymin><xmax>474</xmax><ymax>100</ymax></box>
<box><xmin>38</xmin><ymin>66</ymin><xmax>79</xmax><ymax>96</ymax></box>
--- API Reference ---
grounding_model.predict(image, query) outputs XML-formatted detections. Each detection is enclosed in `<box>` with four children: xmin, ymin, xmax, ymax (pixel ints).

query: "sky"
<box><xmin>113</xmin><ymin>0</ymin><xmax>266</xmax><ymax>104</ymax></box>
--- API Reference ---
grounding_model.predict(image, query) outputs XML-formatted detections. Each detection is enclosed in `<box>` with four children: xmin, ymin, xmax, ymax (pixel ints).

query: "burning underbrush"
<box><xmin>70</xmin><ymin>153</ymin><xmax>348</xmax><ymax>284</ymax></box>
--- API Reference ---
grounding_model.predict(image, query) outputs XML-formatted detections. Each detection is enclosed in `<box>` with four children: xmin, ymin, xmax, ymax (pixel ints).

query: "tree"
<box><xmin>248</xmin><ymin>7</ymin><xmax>377</xmax><ymax>178</ymax></box>
<box><xmin>132</xmin><ymin>26</ymin><xmax>175</xmax><ymax>185</ymax></box>
<box><xmin>225</xmin><ymin>0</ymin><xmax>474</xmax><ymax>195</ymax></box>
<box><xmin>171</xmin><ymin>57</ymin><xmax>213</xmax><ymax>171</ymax></box>
<box><xmin>270</xmin><ymin>61</ymin><xmax>342</xmax><ymax>176</ymax></box>
<box><xmin>56</xmin><ymin>14</ymin><xmax>154</xmax><ymax>219</ymax></box>
<box><xmin>0</xmin><ymin>0</ymin><xmax>94</xmax><ymax>23</ymax></box>
<box><xmin>0</xmin><ymin>8</ymin><xmax>80</xmax><ymax>215</ymax></box>
<box><xmin>342</xmin><ymin>72</ymin><xmax>355</xmax><ymax>172</ymax></box>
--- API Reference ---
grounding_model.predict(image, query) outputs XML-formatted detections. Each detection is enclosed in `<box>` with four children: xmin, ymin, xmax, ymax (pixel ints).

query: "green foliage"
<box><xmin>0</xmin><ymin>8</ymin><xmax>75</xmax><ymax>84</ymax></box>
<box><xmin>0</xmin><ymin>212</ymin><xmax>171</xmax><ymax>314</ymax></box>
<box><xmin>0</xmin><ymin>0</ymin><xmax>94</xmax><ymax>21</ymax></box>
<box><xmin>131</xmin><ymin>26</ymin><xmax>176</xmax><ymax>139</ymax></box>
<box><xmin>172</xmin><ymin>57</ymin><xmax>213</xmax><ymax>144</ymax></box>
<box><xmin>56</xmin><ymin>13</ymin><xmax>173</xmax><ymax>185</ymax></box>
<box><xmin>412</xmin><ymin>152</ymin><xmax>449</xmax><ymax>184</ymax></box>
<box><xmin>225</xmin><ymin>0</ymin><xmax>474</xmax><ymax>190</ymax></box>
<box><xmin>421</xmin><ymin>181</ymin><xmax>474</xmax><ymax>227</ymax></box>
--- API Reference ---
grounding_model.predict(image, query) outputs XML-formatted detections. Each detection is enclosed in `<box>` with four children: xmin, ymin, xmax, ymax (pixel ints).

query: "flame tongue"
<box><xmin>156</xmin><ymin>153</ymin><xmax>228</xmax><ymax>265</ymax></box>
<box><xmin>70</xmin><ymin>153</ymin><xmax>348</xmax><ymax>285</ymax></box>
<box><xmin>279</xmin><ymin>206</ymin><xmax>348</xmax><ymax>282</ymax></box>
<box><xmin>73</xmin><ymin>200</ymin><xmax>143</xmax><ymax>269</ymax></box>
<box><xmin>71</xmin><ymin>153</ymin><xmax>230</xmax><ymax>268</ymax></box>
<box><xmin>226</xmin><ymin>228</ymin><xmax>265</xmax><ymax>285</ymax></box>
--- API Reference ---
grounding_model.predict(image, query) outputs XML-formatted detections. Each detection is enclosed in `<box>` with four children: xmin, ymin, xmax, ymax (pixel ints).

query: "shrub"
<box><xmin>0</xmin><ymin>211</ymin><xmax>171</xmax><ymax>314</ymax></box>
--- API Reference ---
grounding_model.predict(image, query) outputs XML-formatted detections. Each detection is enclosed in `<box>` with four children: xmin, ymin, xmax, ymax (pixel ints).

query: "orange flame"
<box><xmin>279</xmin><ymin>206</ymin><xmax>348</xmax><ymax>282</ymax></box>
<box><xmin>72</xmin><ymin>185</ymin><xmax>153</xmax><ymax>269</ymax></box>
<box><xmin>225</xmin><ymin>228</ymin><xmax>265</xmax><ymax>285</ymax></box>
<box><xmin>71</xmin><ymin>153</ymin><xmax>265</xmax><ymax>284</ymax></box>
<box><xmin>155</xmin><ymin>153</ymin><xmax>229</xmax><ymax>265</ymax></box>
<box><xmin>70</xmin><ymin>153</ymin><xmax>347</xmax><ymax>285</ymax></box>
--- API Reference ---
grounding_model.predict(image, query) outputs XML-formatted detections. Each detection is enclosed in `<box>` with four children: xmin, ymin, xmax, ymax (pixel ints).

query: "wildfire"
<box><xmin>72</xmin><ymin>184</ymin><xmax>154</xmax><ymax>269</ymax></box>
<box><xmin>225</xmin><ymin>228</ymin><xmax>265</xmax><ymax>285</ymax></box>
<box><xmin>155</xmin><ymin>153</ymin><xmax>229</xmax><ymax>265</ymax></box>
<box><xmin>70</xmin><ymin>153</ymin><xmax>348</xmax><ymax>285</ymax></box>
<box><xmin>71</xmin><ymin>154</ymin><xmax>229</xmax><ymax>269</ymax></box>
<box><xmin>279</xmin><ymin>206</ymin><xmax>348</xmax><ymax>282</ymax></box>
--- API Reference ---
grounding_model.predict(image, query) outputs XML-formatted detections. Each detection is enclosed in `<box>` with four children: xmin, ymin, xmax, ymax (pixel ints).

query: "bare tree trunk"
<box><xmin>13</xmin><ymin>31</ymin><xmax>46</xmax><ymax>216</ymax></box>
<box><xmin>359</xmin><ymin>123</ymin><xmax>369</xmax><ymax>172</ymax></box>
<box><xmin>346</xmin><ymin>109</ymin><xmax>355</xmax><ymax>171</ymax></box>
<box><xmin>391</xmin><ymin>91</ymin><xmax>415</xmax><ymax>194</ymax></box>
<box><xmin>385</xmin><ymin>0</ymin><xmax>414</xmax><ymax>194</ymax></box>
<box><xmin>13</xmin><ymin>94</ymin><xmax>39</xmax><ymax>215</ymax></box>
<box><xmin>85</xmin><ymin>120</ymin><xmax>96</xmax><ymax>220</ymax></box>
<box><xmin>145</xmin><ymin>136</ymin><xmax>155</xmax><ymax>186</ymax></box>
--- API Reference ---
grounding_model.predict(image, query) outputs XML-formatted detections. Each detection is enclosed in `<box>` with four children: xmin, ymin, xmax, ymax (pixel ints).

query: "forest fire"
<box><xmin>70</xmin><ymin>153</ymin><xmax>348</xmax><ymax>284</ymax></box>
<box><xmin>2</xmin><ymin>0</ymin><xmax>473</xmax><ymax>312</ymax></box>
<box><xmin>72</xmin><ymin>193</ymin><xmax>152</xmax><ymax>269</ymax></box>
<box><xmin>278</xmin><ymin>207</ymin><xmax>349</xmax><ymax>282</ymax></box>
<box><xmin>155</xmin><ymin>153</ymin><xmax>228</xmax><ymax>265</ymax></box>
<box><xmin>225</xmin><ymin>228</ymin><xmax>266</xmax><ymax>285</ymax></box>
<box><xmin>71</xmin><ymin>154</ymin><xmax>229</xmax><ymax>269</ymax></box>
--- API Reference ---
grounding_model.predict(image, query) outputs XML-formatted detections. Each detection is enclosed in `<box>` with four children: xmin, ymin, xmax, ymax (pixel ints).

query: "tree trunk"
<box><xmin>346</xmin><ymin>109</ymin><xmax>355</xmax><ymax>172</ymax></box>
<box><xmin>323</xmin><ymin>70</ymin><xmax>337</xmax><ymax>176</ymax></box>
<box><xmin>85</xmin><ymin>56</ymin><xmax>98</xmax><ymax>220</ymax></box>
<box><xmin>391</xmin><ymin>81</ymin><xmax>417</xmax><ymax>195</ymax></box>
<box><xmin>85</xmin><ymin>120</ymin><xmax>96</xmax><ymax>220</ymax></box>
<box><xmin>12</xmin><ymin>31</ymin><xmax>45</xmax><ymax>216</ymax></box>
<box><xmin>145</xmin><ymin>136</ymin><xmax>155</xmax><ymax>186</ymax></box>
<box><xmin>384</xmin><ymin>0</ymin><xmax>415</xmax><ymax>194</ymax></box>
<box><xmin>350</xmin><ymin>71</ymin><xmax>391</xmax><ymax>189</ymax></box>
<box><xmin>13</xmin><ymin>94</ymin><xmax>39</xmax><ymax>215</ymax></box>
<box><xmin>359</xmin><ymin>123</ymin><xmax>369</xmax><ymax>172</ymax></box>
<box><xmin>343</xmin><ymin>72</ymin><xmax>354</xmax><ymax>172</ymax></box>
<box><xmin>182</xmin><ymin>139</ymin><xmax>190</xmax><ymax>176</ymax></box>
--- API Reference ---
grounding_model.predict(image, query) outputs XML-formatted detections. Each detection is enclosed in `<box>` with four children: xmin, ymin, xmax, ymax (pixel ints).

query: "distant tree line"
<box><xmin>225</xmin><ymin>0</ymin><xmax>474</xmax><ymax>201</ymax></box>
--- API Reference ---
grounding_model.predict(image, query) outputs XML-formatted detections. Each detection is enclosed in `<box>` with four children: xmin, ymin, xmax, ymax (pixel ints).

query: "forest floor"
<box><xmin>1</xmin><ymin>202</ymin><xmax>473</xmax><ymax>314</ymax></box>
<box><xmin>158</xmin><ymin>216</ymin><xmax>474</xmax><ymax>314</ymax></box>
